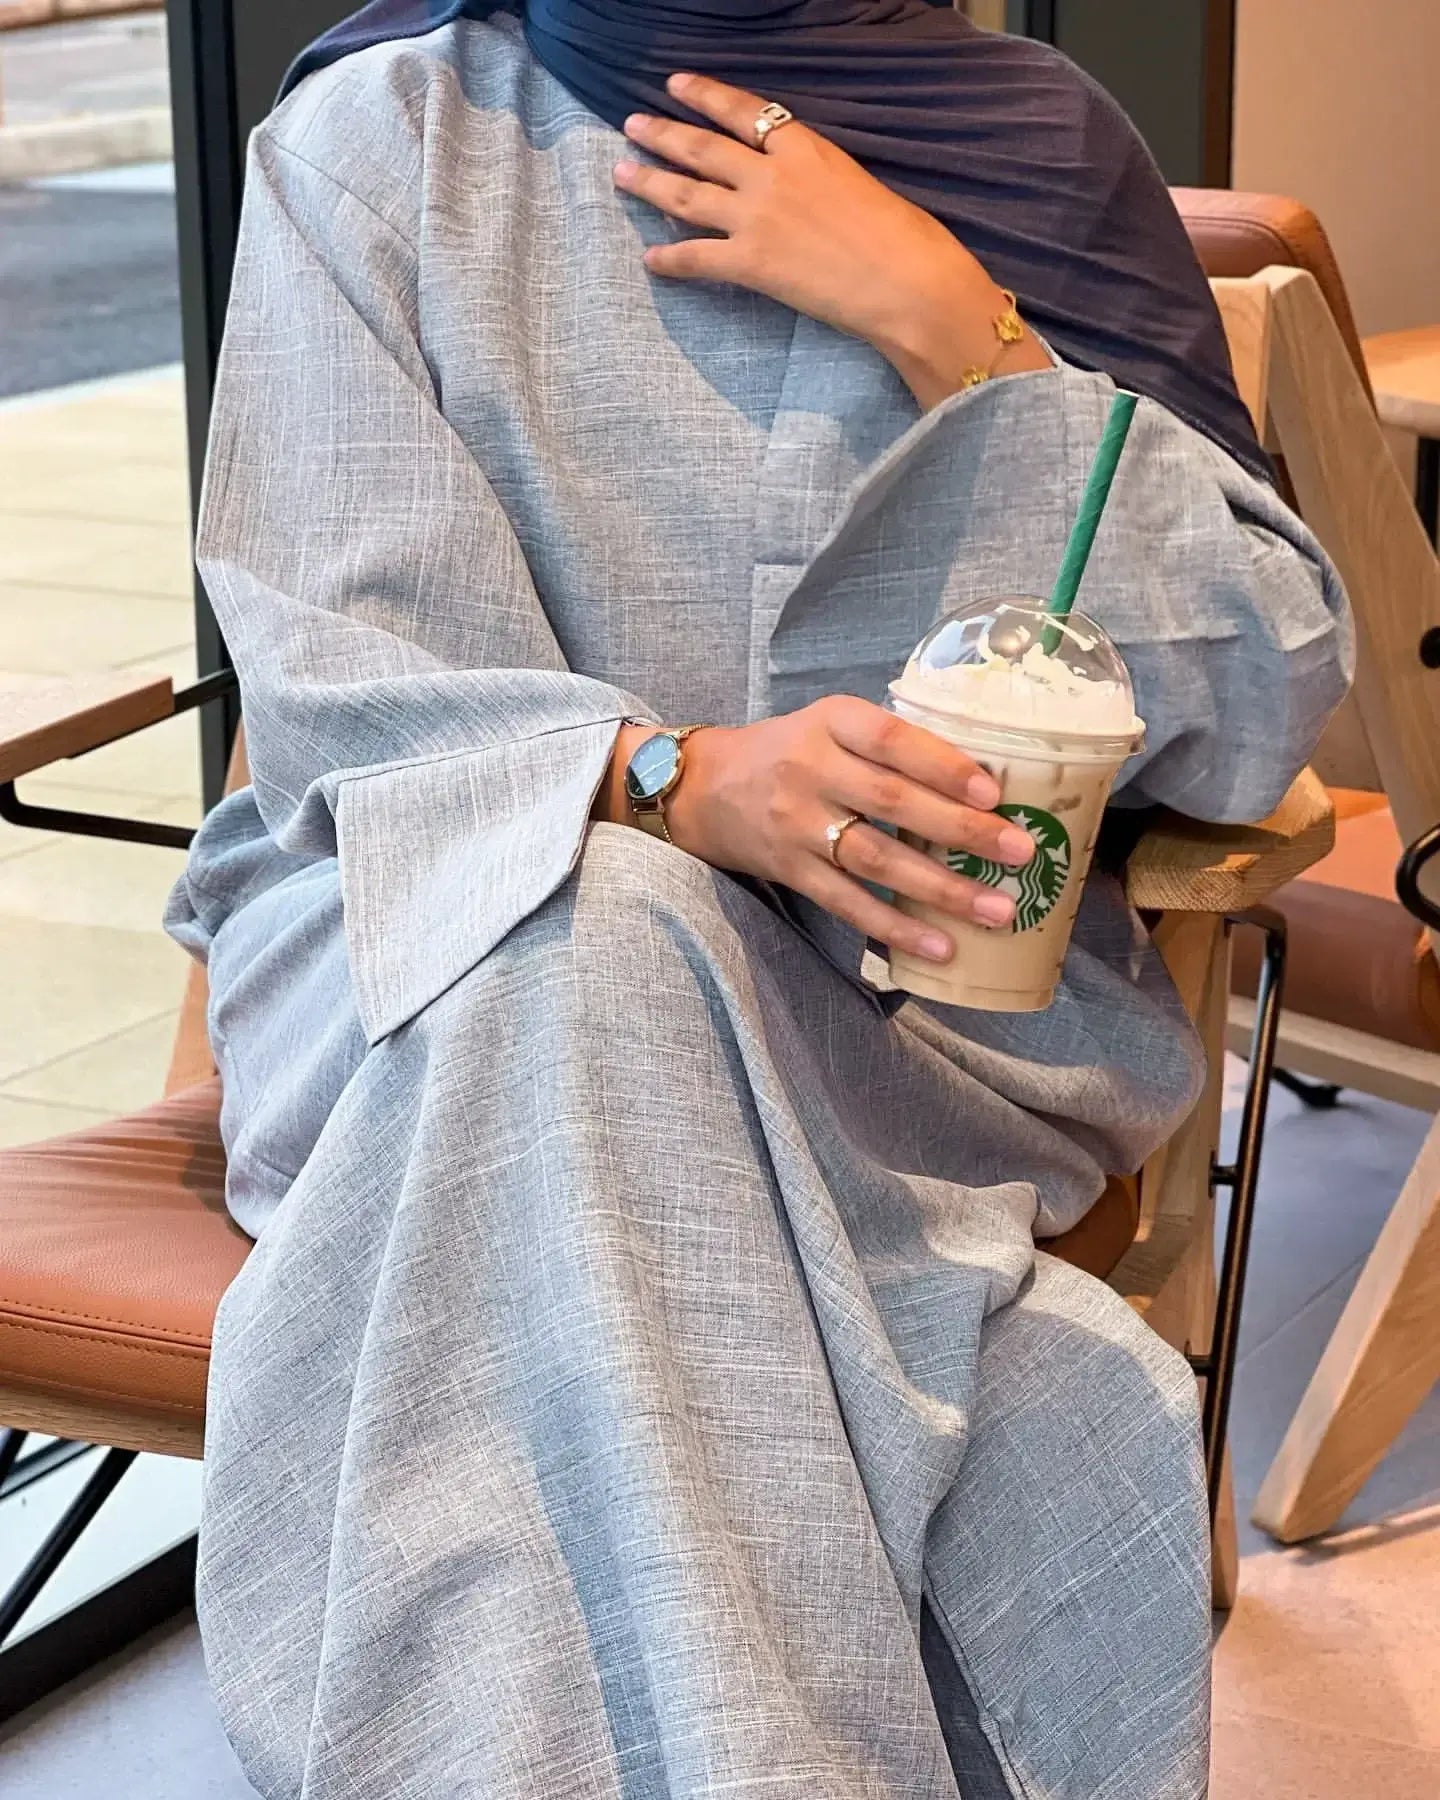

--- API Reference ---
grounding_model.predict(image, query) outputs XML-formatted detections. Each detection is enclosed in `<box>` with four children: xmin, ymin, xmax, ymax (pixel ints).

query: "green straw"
<box><xmin>1041</xmin><ymin>390</ymin><xmax>1139</xmax><ymax>654</ymax></box>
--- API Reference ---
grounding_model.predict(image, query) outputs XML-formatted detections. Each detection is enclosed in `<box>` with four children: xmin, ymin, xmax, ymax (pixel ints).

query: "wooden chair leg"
<box><xmin>1252</xmin><ymin>1108</ymin><xmax>1440</xmax><ymax>1543</ymax></box>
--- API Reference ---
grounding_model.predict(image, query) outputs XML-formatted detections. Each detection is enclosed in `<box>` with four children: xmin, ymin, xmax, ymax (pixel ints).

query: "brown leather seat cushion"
<box><xmin>1172</xmin><ymin>188</ymin><xmax>1373</xmax><ymax>399</ymax></box>
<box><xmin>0</xmin><ymin>1079</ymin><xmax>246</xmax><ymax>1454</ymax></box>
<box><xmin>1232</xmin><ymin>792</ymin><xmax>1440</xmax><ymax>1052</ymax></box>
<box><xmin>0</xmin><ymin>1078</ymin><xmax>1136</xmax><ymax>1456</ymax></box>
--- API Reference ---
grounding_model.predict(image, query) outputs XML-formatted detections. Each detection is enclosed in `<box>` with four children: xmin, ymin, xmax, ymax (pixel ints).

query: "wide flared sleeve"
<box><xmin>195</xmin><ymin>127</ymin><xmax>656</xmax><ymax>1043</ymax></box>
<box><xmin>768</xmin><ymin>361</ymin><xmax>1353</xmax><ymax>828</ymax></box>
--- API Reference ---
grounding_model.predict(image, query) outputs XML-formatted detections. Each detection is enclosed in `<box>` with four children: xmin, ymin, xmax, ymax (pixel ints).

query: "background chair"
<box><xmin>1173</xmin><ymin>191</ymin><xmax>1440</xmax><ymax>1545</ymax></box>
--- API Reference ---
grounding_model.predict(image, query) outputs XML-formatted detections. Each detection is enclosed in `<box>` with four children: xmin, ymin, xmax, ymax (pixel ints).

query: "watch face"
<box><xmin>626</xmin><ymin>733</ymin><xmax>681</xmax><ymax>804</ymax></box>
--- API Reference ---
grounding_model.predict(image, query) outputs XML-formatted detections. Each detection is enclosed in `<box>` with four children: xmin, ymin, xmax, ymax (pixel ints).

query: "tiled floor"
<box><xmin>1211</xmin><ymin>1090</ymin><xmax>1440</xmax><ymax>1795</ymax></box>
<box><xmin>0</xmin><ymin>368</ymin><xmax>200</xmax><ymax>1143</ymax></box>
<box><xmin>0</xmin><ymin>374</ymin><xmax>1437</xmax><ymax>1794</ymax></box>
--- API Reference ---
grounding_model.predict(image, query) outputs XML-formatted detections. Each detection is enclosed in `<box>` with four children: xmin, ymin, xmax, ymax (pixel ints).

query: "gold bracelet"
<box><xmin>958</xmin><ymin>289</ymin><xmax>1027</xmax><ymax>391</ymax></box>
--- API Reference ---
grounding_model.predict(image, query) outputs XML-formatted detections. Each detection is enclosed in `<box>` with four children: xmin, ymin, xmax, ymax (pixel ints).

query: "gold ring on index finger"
<box><xmin>825</xmin><ymin>811</ymin><xmax>865</xmax><ymax>868</ymax></box>
<box><xmin>753</xmin><ymin>102</ymin><xmax>795</xmax><ymax>151</ymax></box>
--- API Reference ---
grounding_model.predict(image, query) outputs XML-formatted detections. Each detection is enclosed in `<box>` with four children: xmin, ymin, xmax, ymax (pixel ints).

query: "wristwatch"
<box><xmin>623</xmin><ymin>722</ymin><xmax>710</xmax><ymax>844</ymax></box>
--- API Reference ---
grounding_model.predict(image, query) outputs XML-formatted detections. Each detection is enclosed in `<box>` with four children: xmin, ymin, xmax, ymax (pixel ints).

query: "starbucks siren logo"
<box><xmin>946</xmin><ymin>804</ymin><xmax>1070</xmax><ymax>932</ymax></box>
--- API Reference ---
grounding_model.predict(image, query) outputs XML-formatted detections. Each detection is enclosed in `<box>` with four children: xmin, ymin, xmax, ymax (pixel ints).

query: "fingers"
<box><xmin>802</xmin><ymin>859</ymin><xmax>966</xmax><ymax>965</ymax></box>
<box><xmin>612</xmin><ymin>160</ymin><xmax>739</xmax><ymax>234</ymax></box>
<box><xmin>827</xmin><ymin>821</ymin><xmax>1016</xmax><ymax>929</ymax></box>
<box><xmin>832</xmin><ymin>747</ymin><xmax>1035</xmax><ymax>869</ymax></box>
<box><xmin>822</xmin><ymin>696</ymin><xmax>1001</xmax><ymax>810</ymax></box>
<box><xmin>665</xmin><ymin>71</ymin><xmax>781</xmax><ymax>149</ymax></box>
<box><xmin>622</xmin><ymin>113</ymin><xmax>755</xmax><ymax>187</ymax></box>
<box><xmin>642</xmin><ymin>236</ymin><xmax>738</xmax><ymax>281</ymax></box>
<box><xmin>616</xmin><ymin>72</ymin><xmax>807</xmax><ymax>291</ymax></box>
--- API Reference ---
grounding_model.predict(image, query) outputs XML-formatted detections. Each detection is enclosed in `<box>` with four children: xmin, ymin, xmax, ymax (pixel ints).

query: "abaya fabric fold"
<box><xmin>282</xmin><ymin>0</ymin><xmax>1268</xmax><ymax>480</ymax></box>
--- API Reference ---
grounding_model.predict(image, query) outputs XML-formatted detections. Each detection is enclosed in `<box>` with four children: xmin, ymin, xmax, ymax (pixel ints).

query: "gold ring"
<box><xmin>753</xmin><ymin>102</ymin><xmax>795</xmax><ymax>151</ymax></box>
<box><xmin>825</xmin><ymin>811</ymin><xmax>865</xmax><ymax>868</ymax></box>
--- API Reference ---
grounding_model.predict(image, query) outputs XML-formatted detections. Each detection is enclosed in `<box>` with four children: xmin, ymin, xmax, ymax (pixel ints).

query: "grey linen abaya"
<box><xmin>166</xmin><ymin>18</ymin><xmax>1352</xmax><ymax>1799</ymax></box>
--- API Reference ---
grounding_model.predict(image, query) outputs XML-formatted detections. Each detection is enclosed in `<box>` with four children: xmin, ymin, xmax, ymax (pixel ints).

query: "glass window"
<box><xmin>0</xmin><ymin>1</ymin><xmax>202</xmax><ymax>1654</ymax></box>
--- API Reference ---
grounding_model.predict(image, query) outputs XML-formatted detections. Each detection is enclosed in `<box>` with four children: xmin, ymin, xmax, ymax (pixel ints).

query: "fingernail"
<box><xmin>623</xmin><ymin>114</ymin><xmax>649</xmax><ymax>135</ymax></box>
<box><xmin>920</xmin><ymin>931</ymin><xmax>953</xmax><ymax>962</ymax></box>
<box><xmin>973</xmin><ymin>892</ymin><xmax>1015</xmax><ymax>927</ymax></box>
<box><xmin>613</xmin><ymin>160</ymin><xmax>638</xmax><ymax>180</ymax></box>
<box><xmin>965</xmin><ymin>773</ymin><xmax>1000</xmax><ymax>809</ymax></box>
<box><xmin>669</xmin><ymin>71</ymin><xmax>695</xmax><ymax>91</ymax></box>
<box><xmin>998</xmin><ymin>827</ymin><xmax>1036</xmax><ymax>865</ymax></box>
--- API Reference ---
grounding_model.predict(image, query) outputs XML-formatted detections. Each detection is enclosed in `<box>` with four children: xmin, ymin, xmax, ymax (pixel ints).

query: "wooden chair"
<box><xmin>1196</xmin><ymin>262</ymin><xmax>1440</xmax><ymax>1544</ymax></box>
<box><xmin>1174</xmin><ymin>189</ymin><xmax>1440</xmax><ymax>1543</ymax></box>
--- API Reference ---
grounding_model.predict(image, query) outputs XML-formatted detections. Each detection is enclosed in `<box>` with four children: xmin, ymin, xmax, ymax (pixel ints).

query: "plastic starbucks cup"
<box><xmin>886</xmin><ymin>596</ymin><xmax>1145</xmax><ymax>1012</ymax></box>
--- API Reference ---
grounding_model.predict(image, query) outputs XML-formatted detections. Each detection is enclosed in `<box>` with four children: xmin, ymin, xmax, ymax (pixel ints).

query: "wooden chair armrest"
<box><xmin>0</xmin><ymin>671</ymin><xmax>175</xmax><ymax>784</ymax></box>
<box><xmin>1125</xmin><ymin>768</ymin><xmax>1334</xmax><ymax>914</ymax></box>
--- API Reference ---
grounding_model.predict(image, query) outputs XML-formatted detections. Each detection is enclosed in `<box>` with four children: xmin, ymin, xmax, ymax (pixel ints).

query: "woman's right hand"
<box><xmin>658</xmin><ymin>697</ymin><xmax>1036</xmax><ymax>965</ymax></box>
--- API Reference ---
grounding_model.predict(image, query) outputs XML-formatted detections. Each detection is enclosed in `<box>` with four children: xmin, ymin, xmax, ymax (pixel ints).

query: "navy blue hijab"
<box><xmin>284</xmin><ymin>0</ymin><xmax>1267</xmax><ymax>482</ymax></box>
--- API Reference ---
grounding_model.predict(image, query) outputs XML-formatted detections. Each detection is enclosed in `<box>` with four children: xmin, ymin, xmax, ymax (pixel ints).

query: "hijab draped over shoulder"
<box><xmin>283</xmin><ymin>0</ymin><xmax>1267</xmax><ymax>482</ymax></box>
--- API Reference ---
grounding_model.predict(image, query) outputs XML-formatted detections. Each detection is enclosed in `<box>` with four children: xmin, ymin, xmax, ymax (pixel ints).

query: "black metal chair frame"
<box><xmin>0</xmin><ymin>673</ymin><xmax>235</xmax><ymax>1675</ymax></box>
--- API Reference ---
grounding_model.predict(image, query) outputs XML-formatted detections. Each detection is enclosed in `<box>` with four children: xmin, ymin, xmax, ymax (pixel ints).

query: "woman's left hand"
<box><xmin>613</xmin><ymin>72</ymin><xmax>1051</xmax><ymax>410</ymax></box>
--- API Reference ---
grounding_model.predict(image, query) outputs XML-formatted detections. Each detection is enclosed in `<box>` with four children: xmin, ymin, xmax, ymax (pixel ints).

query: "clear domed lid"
<box><xmin>890</xmin><ymin>596</ymin><xmax>1143</xmax><ymax>749</ymax></box>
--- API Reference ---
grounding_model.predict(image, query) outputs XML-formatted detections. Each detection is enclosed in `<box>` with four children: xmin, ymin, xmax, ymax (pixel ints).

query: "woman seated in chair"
<box><xmin>169</xmin><ymin>3</ymin><xmax>1350</xmax><ymax>1794</ymax></box>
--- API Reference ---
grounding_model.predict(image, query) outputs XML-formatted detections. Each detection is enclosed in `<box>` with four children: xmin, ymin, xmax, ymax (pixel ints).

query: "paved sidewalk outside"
<box><xmin>0</xmin><ymin>15</ymin><xmax>171</xmax><ymax>180</ymax></box>
<box><xmin>0</xmin><ymin>13</ymin><xmax>168</xmax><ymax>127</ymax></box>
<box><xmin>0</xmin><ymin>366</ymin><xmax>199</xmax><ymax>1145</ymax></box>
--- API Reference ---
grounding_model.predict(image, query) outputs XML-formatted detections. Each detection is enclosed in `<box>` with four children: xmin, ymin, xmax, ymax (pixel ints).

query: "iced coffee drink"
<box><xmin>887</xmin><ymin>597</ymin><xmax>1144</xmax><ymax>1012</ymax></box>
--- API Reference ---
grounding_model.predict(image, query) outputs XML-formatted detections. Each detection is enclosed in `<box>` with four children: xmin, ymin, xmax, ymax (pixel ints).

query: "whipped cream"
<box><xmin>891</xmin><ymin>642</ymin><xmax>1141</xmax><ymax>740</ymax></box>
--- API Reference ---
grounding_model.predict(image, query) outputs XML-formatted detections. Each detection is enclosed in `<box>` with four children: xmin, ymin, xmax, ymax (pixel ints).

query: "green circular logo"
<box><xmin>947</xmin><ymin>804</ymin><xmax>1071</xmax><ymax>932</ymax></box>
